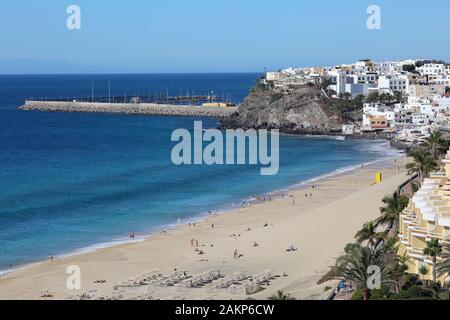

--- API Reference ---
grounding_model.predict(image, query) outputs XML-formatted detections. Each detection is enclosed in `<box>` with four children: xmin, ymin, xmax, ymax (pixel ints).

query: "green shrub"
<box><xmin>270</xmin><ymin>92</ymin><xmax>284</xmax><ymax>103</ymax></box>
<box><xmin>369</xmin><ymin>285</ymin><xmax>391</xmax><ymax>300</ymax></box>
<box><xmin>350</xmin><ymin>289</ymin><xmax>364</xmax><ymax>300</ymax></box>
<box><xmin>389</xmin><ymin>285</ymin><xmax>433</xmax><ymax>300</ymax></box>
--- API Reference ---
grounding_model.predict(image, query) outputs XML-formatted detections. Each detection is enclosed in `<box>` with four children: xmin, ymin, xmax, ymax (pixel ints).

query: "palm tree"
<box><xmin>423</xmin><ymin>130</ymin><xmax>447</xmax><ymax>161</ymax></box>
<box><xmin>419</xmin><ymin>265</ymin><xmax>429</xmax><ymax>282</ymax></box>
<box><xmin>380</xmin><ymin>236</ymin><xmax>409</xmax><ymax>294</ymax></box>
<box><xmin>268</xmin><ymin>290</ymin><xmax>294</xmax><ymax>300</ymax></box>
<box><xmin>423</xmin><ymin>239</ymin><xmax>443</xmax><ymax>283</ymax></box>
<box><xmin>335</xmin><ymin>244</ymin><xmax>393</xmax><ymax>300</ymax></box>
<box><xmin>397</xmin><ymin>252</ymin><xmax>410</xmax><ymax>274</ymax></box>
<box><xmin>382</xmin><ymin>235</ymin><xmax>400</xmax><ymax>255</ymax></box>
<box><xmin>425</xmin><ymin>282</ymin><xmax>450</xmax><ymax>300</ymax></box>
<box><xmin>406</xmin><ymin>149</ymin><xmax>438</xmax><ymax>183</ymax></box>
<box><xmin>355</xmin><ymin>221</ymin><xmax>384</xmax><ymax>247</ymax></box>
<box><xmin>436</xmin><ymin>244</ymin><xmax>450</xmax><ymax>282</ymax></box>
<box><xmin>393</xmin><ymin>253</ymin><xmax>410</xmax><ymax>293</ymax></box>
<box><xmin>376</xmin><ymin>192</ymin><xmax>409</xmax><ymax>233</ymax></box>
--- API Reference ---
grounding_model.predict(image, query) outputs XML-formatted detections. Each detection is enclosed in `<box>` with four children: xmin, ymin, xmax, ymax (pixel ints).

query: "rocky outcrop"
<box><xmin>220</xmin><ymin>85</ymin><xmax>343</xmax><ymax>134</ymax></box>
<box><xmin>19</xmin><ymin>101</ymin><xmax>238</xmax><ymax>118</ymax></box>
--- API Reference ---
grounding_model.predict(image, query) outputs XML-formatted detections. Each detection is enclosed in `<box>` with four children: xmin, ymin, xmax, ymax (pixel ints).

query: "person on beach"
<box><xmin>287</xmin><ymin>244</ymin><xmax>297</xmax><ymax>252</ymax></box>
<box><xmin>41</xmin><ymin>291</ymin><xmax>53</xmax><ymax>298</ymax></box>
<box><xmin>129</xmin><ymin>232</ymin><xmax>135</xmax><ymax>239</ymax></box>
<box><xmin>233</xmin><ymin>249</ymin><xmax>239</xmax><ymax>259</ymax></box>
<box><xmin>190</xmin><ymin>238</ymin><xmax>194</xmax><ymax>247</ymax></box>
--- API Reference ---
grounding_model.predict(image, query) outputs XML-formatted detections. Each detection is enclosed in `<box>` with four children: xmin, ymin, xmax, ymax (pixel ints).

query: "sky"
<box><xmin>0</xmin><ymin>0</ymin><xmax>448</xmax><ymax>74</ymax></box>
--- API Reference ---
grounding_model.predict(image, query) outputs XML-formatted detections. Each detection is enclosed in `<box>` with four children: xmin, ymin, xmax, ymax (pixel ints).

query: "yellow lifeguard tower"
<box><xmin>375</xmin><ymin>172</ymin><xmax>382</xmax><ymax>183</ymax></box>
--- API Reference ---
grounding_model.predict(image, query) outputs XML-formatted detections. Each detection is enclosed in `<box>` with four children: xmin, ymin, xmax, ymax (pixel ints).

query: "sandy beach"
<box><xmin>0</xmin><ymin>156</ymin><xmax>410</xmax><ymax>300</ymax></box>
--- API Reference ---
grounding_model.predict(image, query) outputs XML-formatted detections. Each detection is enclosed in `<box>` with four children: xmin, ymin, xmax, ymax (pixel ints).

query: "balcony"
<box><xmin>439</xmin><ymin>217</ymin><xmax>450</xmax><ymax>227</ymax></box>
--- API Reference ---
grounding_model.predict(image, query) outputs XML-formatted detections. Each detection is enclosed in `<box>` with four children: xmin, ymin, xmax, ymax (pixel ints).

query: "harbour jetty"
<box><xmin>19</xmin><ymin>100</ymin><xmax>238</xmax><ymax>118</ymax></box>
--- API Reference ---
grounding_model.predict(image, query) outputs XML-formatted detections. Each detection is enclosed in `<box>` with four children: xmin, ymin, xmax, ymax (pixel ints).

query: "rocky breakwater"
<box><xmin>19</xmin><ymin>101</ymin><xmax>239</xmax><ymax>118</ymax></box>
<box><xmin>220</xmin><ymin>85</ymin><xmax>344</xmax><ymax>134</ymax></box>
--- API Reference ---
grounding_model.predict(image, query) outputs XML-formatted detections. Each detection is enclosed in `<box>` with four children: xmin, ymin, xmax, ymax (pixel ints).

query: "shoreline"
<box><xmin>0</xmin><ymin>155</ymin><xmax>410</xmax><ymax>300</ymax></box>
<box><xmin>0</xmin><ymin>147</ymin><xmax>404</xmax><ymax>277</ymax></box>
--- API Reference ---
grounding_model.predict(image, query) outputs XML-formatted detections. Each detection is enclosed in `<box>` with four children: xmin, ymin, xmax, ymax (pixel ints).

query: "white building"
<box><xmin>418</xmin><ymin>63</ymin><xmax>445</xmax><ymax>76</ymax></box>
<box><xmin>406</xmin><ymin>96</ymin><xmax>431</xmax><ymax>112</ymax></box>
<box><xmin>378</xmin><ymin>75</ymin><xmax>409</xmax><ymax>94</ymax></box>
<box><xmin>336</xmin><ymin>70</ymin><xmax>347</xmax><ymax>95</ymax></box>
<box><xmin>342</xmin><ymin>124</ymin><xmax>355</xmax><ymax>135</ymax></box>
<box><xmin>432</xmin><ymin>74</ymin><xmax>450</xmax><ymax>86</ymax></box>
<box><xmin>374</xmin><ymin>61</ymin><xmax>401</xmax><ymax>76</ymax></box>
<box><xmin>433</xmin><ymin>94</ymin><xmax>450</xmax><ymax>109</ymax></box>
<box><xmin>419</xmin><ymin>103</ymin><xmax>434</xmax><ymax>116</ymax></box>
<box><xmin>266</xmin><ymin>72</ymin><xmax>280</xmax><ymax>81</ymax></box>
<box><xmin>411</xmin><ymin>114</ymin><xmax>430</xmax><ymax>126</ymax></box>
<box><xmin>363</xmin><ymin>103</ymin><xmax>397</xmax><ymax>128</ymax></box>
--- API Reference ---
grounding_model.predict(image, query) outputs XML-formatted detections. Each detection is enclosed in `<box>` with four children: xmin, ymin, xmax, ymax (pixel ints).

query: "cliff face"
<box><xmin>221</xmin><ymin>85</ymin><xmax>343</xmax><ymax>134</ymax></box>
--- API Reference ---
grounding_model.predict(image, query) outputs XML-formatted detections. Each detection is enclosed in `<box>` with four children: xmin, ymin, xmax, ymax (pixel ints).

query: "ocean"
<box><xmin>0</xmin><ymin>73</ymin><xmax>400</xmax><ymax>271</ymax></box>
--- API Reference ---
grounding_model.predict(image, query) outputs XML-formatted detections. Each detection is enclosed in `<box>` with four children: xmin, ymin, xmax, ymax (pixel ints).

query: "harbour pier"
<box><xmin>19</xmin><ymin>100</ymin><xmax>239</xmax><ymax>118</ymax></box>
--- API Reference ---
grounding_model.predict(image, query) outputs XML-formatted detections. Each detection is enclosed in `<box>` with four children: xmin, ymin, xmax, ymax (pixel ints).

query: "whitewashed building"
<box><xmin>418</xmin><ymin>63</ymin><xmax>445</xmax><ymax>76</ymax></box>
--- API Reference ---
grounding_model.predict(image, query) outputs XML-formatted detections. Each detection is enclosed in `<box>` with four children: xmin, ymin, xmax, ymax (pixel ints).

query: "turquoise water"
<box><xmin>0</xmin><ymin>74</ymin><xmax>400</xmax><ymax>271</ymax></box>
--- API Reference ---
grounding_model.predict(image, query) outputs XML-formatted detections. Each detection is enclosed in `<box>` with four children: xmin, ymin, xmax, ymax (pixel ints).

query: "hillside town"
<box><xmin>264</xmin><ymin>59</ymin><xmax>450</xmax><ymax>145</ymax></box>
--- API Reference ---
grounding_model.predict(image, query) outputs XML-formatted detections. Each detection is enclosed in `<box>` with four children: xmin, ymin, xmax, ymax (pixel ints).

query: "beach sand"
<box><xmin>0</xmin><ymin>157</ymin><xmax>410</xmax><ymax>300</ymax></box>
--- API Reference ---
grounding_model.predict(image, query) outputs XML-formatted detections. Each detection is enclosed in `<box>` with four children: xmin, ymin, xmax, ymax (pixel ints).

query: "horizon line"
<box><xmin>0</xmin><ymin>71</ymin><xmax>263</xmax><ymax>76</ymax></box>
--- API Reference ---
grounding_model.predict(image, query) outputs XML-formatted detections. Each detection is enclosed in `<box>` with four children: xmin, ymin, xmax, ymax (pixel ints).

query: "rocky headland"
<box><xmin>220</xmin><ymin>85</ymin><xmax>345</xmax><ymax>134</ymax></box>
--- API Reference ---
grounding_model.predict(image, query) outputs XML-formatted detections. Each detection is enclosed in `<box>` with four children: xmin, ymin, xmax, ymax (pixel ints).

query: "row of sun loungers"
<box><xmin>213</xmin><ymin>272</ymin><xmax>249</xmax><ymax>289</ymax></box>
<box><xmin>116</xmin><ymin>269</ymin><xmax>221</xmax><ymax>289</ymax></box>
<box><xmin>151</xmin><ymin>271</ymin><xmax>190</xmax><ymax>287</ymax></box>
<box><xmin>175</xmin><ymin>270</ymin><xmax>221</xmax><ymax>288</ymax></box>
<box><xmin>116</xmin><ymin>271</ymin><xmax>164</xmax><ymax>287</ymax></box>
<box><xmin>112</xmin><ymin>269</ymin><xmax>276</xmax><ymax>297</ymax></box>
<box><xmin>253</xmin><ymin>270</ymin><xmax>275</xmax><ymax>284</ymax></box>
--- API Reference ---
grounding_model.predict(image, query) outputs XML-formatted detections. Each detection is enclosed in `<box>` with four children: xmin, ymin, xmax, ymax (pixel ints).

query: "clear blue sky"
<box><xmin>0</xmin><ymin>0</ymin><xmax>448</xmax><ymax>73</ymax></box>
